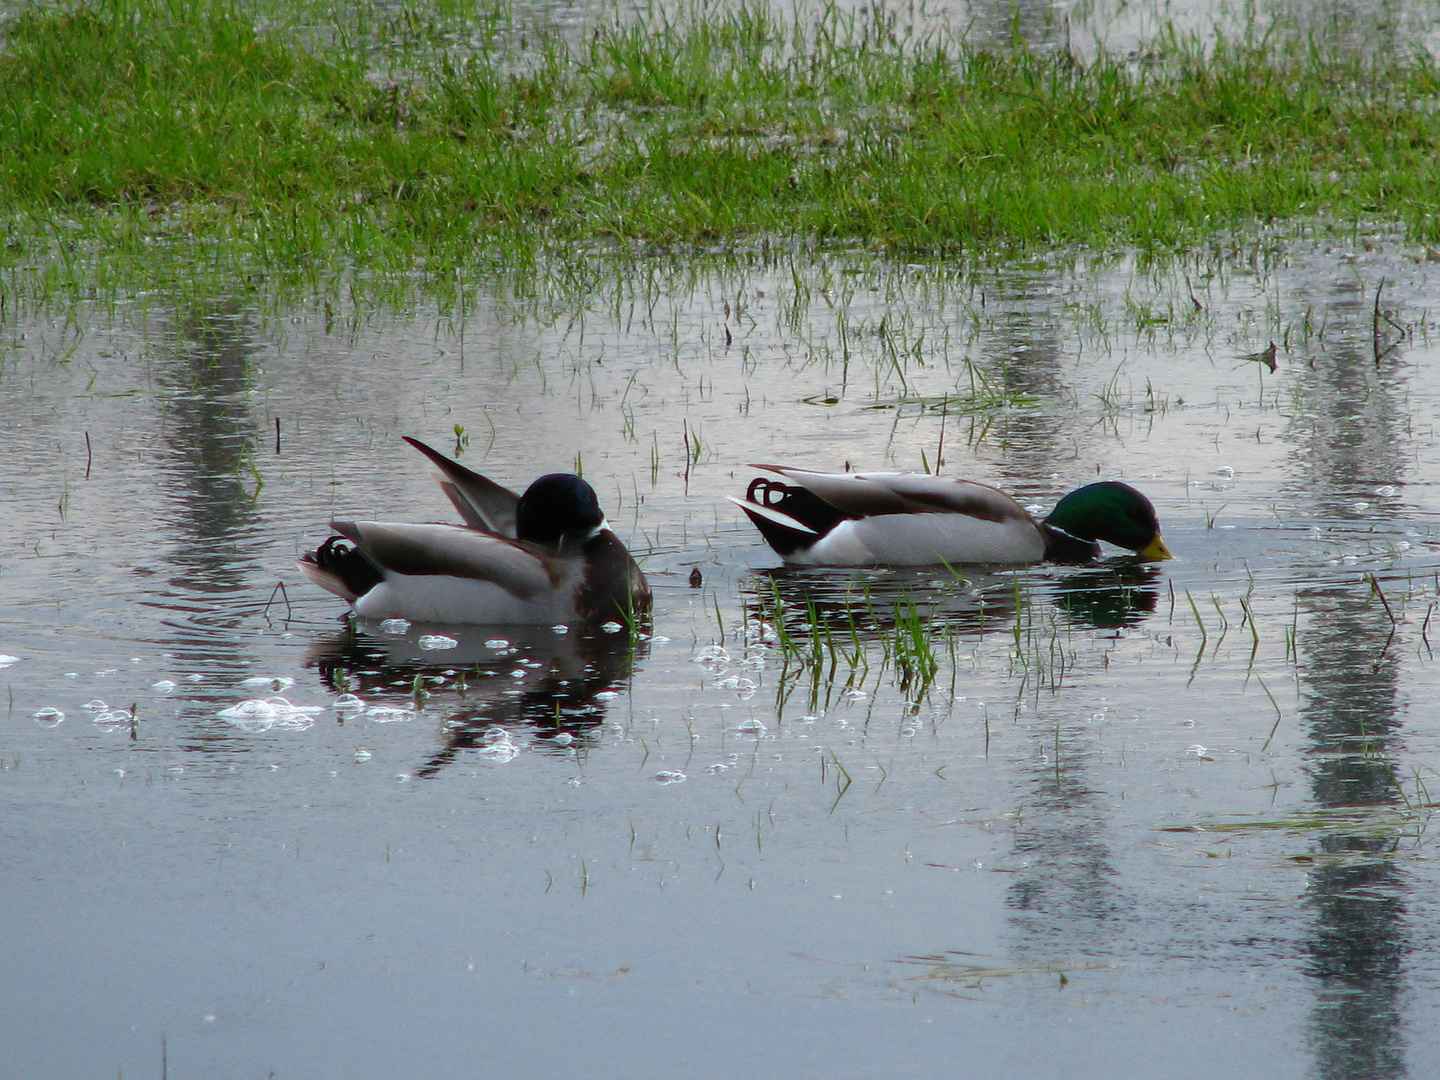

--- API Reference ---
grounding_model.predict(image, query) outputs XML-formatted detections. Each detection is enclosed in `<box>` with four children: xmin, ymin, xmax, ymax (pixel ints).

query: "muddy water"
<box><xmin>4</xmin><ymin>236</ymin><xmax>1440</xmax><ymax>1079</ymax></box>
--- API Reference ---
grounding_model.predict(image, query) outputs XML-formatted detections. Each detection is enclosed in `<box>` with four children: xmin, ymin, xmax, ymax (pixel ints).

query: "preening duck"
<box><xmin>730</xmin><ymin>466</ymin><xmax>1172</xmax><ymax>566</ymax></box>
<box><xmin>299</xmin><ymin>437</ymin><xmax>651</xmax><ymax>625</ymax></box>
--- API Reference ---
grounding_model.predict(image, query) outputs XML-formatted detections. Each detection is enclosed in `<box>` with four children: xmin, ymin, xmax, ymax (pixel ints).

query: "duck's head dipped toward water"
<box><xmin>513</xmin><ymin>473</ymin><xmax>604</xmax><ymax>551</ymax></box>
<box><xmin>1040</xmin><ymin>481</ymin><xmax>1172</xmax><ymax>563</ymax></box>
<box><xmin>299</xmin><ymin>440</ymin><xmax>650</xmax><ymax>625</ymax></box>
<box><xmin>730</xmin><ymin>467</ymin><xmax>1171</xmax><ymax>567</ymax></box>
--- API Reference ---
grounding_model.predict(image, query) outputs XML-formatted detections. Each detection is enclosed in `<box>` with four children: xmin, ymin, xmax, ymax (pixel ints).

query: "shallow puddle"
<box><xmin>4</xmin><ymin>236</ymin><xmax>1440</xmax><ymax>1078</ymax></box>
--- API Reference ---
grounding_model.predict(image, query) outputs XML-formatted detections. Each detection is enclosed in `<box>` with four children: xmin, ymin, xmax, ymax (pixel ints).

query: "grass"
<box><xmin>7</xmin><ymin>0</ymin><xmax>1440</xmax><ymax>303</ymax></box>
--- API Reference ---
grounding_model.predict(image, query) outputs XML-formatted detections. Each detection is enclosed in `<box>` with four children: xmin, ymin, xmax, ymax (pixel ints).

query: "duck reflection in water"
<box><xmin>307</xmin><ymin>623</ymin><xmax>644</xmax><ymax>778</ymax></box>
<box><xmin>1050</xmin><ymin>563</ymin><xmax>1161</xmax><ymax>631</ymax></box>
<box><xmin>751</xmin><ymin>561</ymin><xmax>1161</xmax><ymax>642</ymax></box>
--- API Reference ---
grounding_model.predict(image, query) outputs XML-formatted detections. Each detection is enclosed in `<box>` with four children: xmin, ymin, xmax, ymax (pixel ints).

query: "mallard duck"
<box><xmin>730</xmin><ymin>466</ymin><xmax>1172</xmax><ymax>566</ymax></box>
<box><xmin>299</xmin><ymin>437</ymin><xmax>651</xmax><ymax>625</ymax></box>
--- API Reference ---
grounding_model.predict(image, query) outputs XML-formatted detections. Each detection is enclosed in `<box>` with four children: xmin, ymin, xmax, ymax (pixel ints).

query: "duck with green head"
<box><xmin>730</xmin><ymin>467</ymin><xmax>1172</xmax><ymax>566</ymax></box>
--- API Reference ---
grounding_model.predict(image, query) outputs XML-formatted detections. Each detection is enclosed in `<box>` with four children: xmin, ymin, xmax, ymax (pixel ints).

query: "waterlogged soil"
<box><xmin>5</xmin><ymin>238</ymin><xmax>1440</xmax><ymax>1079</ymax></box>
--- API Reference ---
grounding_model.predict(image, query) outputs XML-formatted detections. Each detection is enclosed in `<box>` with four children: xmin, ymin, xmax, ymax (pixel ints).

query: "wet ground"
<box><xmin>5</xmin><ymin>234</ymin><xmax>1440</xmax><ymax>1078</ymax></box>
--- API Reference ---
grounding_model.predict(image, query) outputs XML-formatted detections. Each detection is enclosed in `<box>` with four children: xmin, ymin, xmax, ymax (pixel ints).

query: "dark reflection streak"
<box><xmin>1004</xmin><ymin>764</ymin><xmax>1121</xmax><ymax>957</ymax></box>
<box><xmin>152</xmin><ymin>302</ymin><xmax>267</xmax><ymax>744</ymax></box>
<box><xmin>157</xmin><ymin>304</ymin><xmax>261</xmax><ymax>593</ymax></box>
<box><xmin>1289</xmin><ymin>276</ymin><xmax>1412</xmax><ymax>1080</ymax></box>
<box><xmin>980</xmin><ymin>272</ymin><xmax>1072</xmax><ymax>494</ymax></box>
<box><xmin>1298</xmin><ymin>585</ymin><xmax>1409</xmax><ymax>1080</ymax></box>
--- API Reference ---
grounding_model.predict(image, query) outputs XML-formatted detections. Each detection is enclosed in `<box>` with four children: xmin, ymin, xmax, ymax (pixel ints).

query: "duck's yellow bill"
<box><xmin>1139</xmin><ymin>534</ymin><xmax>1174</xmax><ymax>561</ymax></box>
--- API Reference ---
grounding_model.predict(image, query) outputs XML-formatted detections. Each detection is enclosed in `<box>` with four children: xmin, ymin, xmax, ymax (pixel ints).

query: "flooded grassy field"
<box><xmin>9</xmin><ymin>0</ymin><xmax>1440</xmax><ymax>1073</ymax></box>
<box><xmin>5</xmin><ymin>234</ymin><xmax>1440</xmax><ymax>1078</ymax></box>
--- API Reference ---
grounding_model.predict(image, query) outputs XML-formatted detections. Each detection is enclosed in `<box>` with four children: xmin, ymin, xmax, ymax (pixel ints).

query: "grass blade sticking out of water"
<box><xmin>891</xmin><ymin>592</ymin><xmax>939</xmax><ymax>703</ymax></box>
<box><xmin>1258</xmin><ymin>674</ymin><xmax>1283</xmax><ymax>752</ymax></box>
<box><xmin>827</xmin><ymin>747</ymin><xmax>853</xmax><ymax>813</ymax></box>
<box><xmin>1185</xmin><ymin>589</ymin><xmax>1207</xmax><ymax>684</ymax></box>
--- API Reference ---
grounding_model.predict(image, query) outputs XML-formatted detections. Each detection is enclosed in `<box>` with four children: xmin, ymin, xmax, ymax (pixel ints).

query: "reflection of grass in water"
<box><xmin>750</xmin><ymin>565</ymin><xmax>1167</xmax><ymax>711</ymax></box>
<box><xmin>1160</xmin><ymin>806</ymin><xmax>1425</xmax><ymax>837</ymax></box>
<box><xmin>11</xmin><ymin>0</ymin><xmax>1440</xmax><ymax>301</ymax></box>
<box><xmin>864</xmin><ymin>357</ymin><xmax>1040</xmax><ymax>417</ymax></box>
<box><xmin>897</xmin><ymin>952</ymin><xmax>1112</xmax><ymax>997</ymax></box>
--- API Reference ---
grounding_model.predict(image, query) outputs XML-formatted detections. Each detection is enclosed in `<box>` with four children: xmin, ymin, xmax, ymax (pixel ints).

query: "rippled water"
<box><xmin>5</xmin><ymin>233</ymin><xmax>1440</xmax><ymax>1078</ymax></box>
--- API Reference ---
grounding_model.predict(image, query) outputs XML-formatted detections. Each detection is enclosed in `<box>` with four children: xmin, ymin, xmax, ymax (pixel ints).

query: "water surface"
<box><xmin>4</xmin><ymin>236</ymin><xmax>1440</xmax><ymax>1078</ymax></box>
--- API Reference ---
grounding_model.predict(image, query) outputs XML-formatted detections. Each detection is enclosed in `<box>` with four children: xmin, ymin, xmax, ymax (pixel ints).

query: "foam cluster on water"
<box><xmin>217</xmin><ymin>697</ymin><xmax>324</xmax><ymax>733</ymax></box>
<box><xmin>82</xmin><ymin>700</ymin><xmax>134</xmax><ymax>731</ymax></box>
<box><xmin>475</xmin><ymin>727</ymin><xmax>521</xmax><ymax>762</ymax></box>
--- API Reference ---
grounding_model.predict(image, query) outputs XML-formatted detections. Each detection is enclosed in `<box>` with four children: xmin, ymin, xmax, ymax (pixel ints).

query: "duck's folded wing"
<box><xmin>403</xmin><ymin>436</ymin><xmax>520</xmax><ymax>536</ymax></box>
<box><xmin>333</xmin><ymin>521</ymin><xmax>554</xmax><ymax>598</ymax></box>
<box><xmin>754</xmin><ymin>466</ymin><xmax>1028</xmax><ymax>522</ymax></box>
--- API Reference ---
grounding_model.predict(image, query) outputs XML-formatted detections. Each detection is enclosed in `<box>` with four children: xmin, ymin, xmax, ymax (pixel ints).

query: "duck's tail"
<box><xmin>729</xmin><ymin>476</ymin><xmax>851</xmax><ymax>557</ymax></box>
<box><xmin>297</xmin><ymin>529</ymin><xmax>385</xmax><ymax>602</ymax></box>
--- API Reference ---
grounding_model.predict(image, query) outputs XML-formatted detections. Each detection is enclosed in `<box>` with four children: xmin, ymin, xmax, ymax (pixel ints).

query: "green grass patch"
<box><xmin>5</xmin><ymin>0</ymin><xmax>1440</xmax><ymax>301</ymax></box>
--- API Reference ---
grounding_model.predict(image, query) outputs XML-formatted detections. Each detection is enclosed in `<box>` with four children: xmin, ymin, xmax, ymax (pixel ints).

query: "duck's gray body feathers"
<box><xmin>299</xmin><ymin>440</ymin><xmax>650</xmax><ymax>625</ymax></box>
<box><xmin>731</xmin><ymin>467</ymin><xmax>1046</xmax><ymax>566</ymax></box>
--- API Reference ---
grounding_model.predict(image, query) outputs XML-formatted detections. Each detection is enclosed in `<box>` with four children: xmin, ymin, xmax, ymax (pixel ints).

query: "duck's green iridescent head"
<box><xmin>1045</xmin><ymin>482</ymin><xmax>1172</xmax><ymax>560</ymax></box>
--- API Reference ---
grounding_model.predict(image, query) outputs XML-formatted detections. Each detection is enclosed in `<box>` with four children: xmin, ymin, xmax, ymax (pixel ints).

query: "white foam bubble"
<box><xmin>476</xmin><ymin>727</ymin><xmax>521</xmax><ymax>762</ymax></box>
<box><xmin>717</xmin><ymin>676</ymin><xmax>757</xmax><ymax>698</ymax></box>
<box><xmin>216</xmin><ymin>697</ymin><xmax>323</xmax><ymax>733</ymax></box>
<box><xmin>693</xmin><ymin>645</ymin><xmax>730</xmax><ymax>666</ymax></box>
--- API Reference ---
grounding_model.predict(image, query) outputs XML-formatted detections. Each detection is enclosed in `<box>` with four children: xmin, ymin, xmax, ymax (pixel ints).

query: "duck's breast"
<box><xmin>791</xmin><ymin>512</ymin><xmax>1046</xmax><ymax>566</ymax></box>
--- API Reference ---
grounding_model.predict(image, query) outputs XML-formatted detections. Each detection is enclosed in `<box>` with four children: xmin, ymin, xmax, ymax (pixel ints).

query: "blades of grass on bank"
<box><xmin>6</xmin><ymin>0</ymin><xmax>1440</xmax><ymax>301</ymax></box>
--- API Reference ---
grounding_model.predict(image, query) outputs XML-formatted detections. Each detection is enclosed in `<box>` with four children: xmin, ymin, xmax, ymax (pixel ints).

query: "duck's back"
<box><xmin>750</xmin><ymin>469</ymin><xmax>1047</xmax><ymax>566</ymax></box>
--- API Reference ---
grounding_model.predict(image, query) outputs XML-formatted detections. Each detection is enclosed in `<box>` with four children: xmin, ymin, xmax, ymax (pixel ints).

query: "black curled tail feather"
<box><xmin>741</xmin><ymin>477</ymin><xmax>853</xmax><ymax>557</ymax></box>
<box><xmin>746</xmin><ymin>478</ymin><xmax>851</xmax><ymax>536</ymax></box>
<box><xmin>309</xmin><ymin>535</ymin><xmax>385</xmax><ymax>599</ymax></box>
